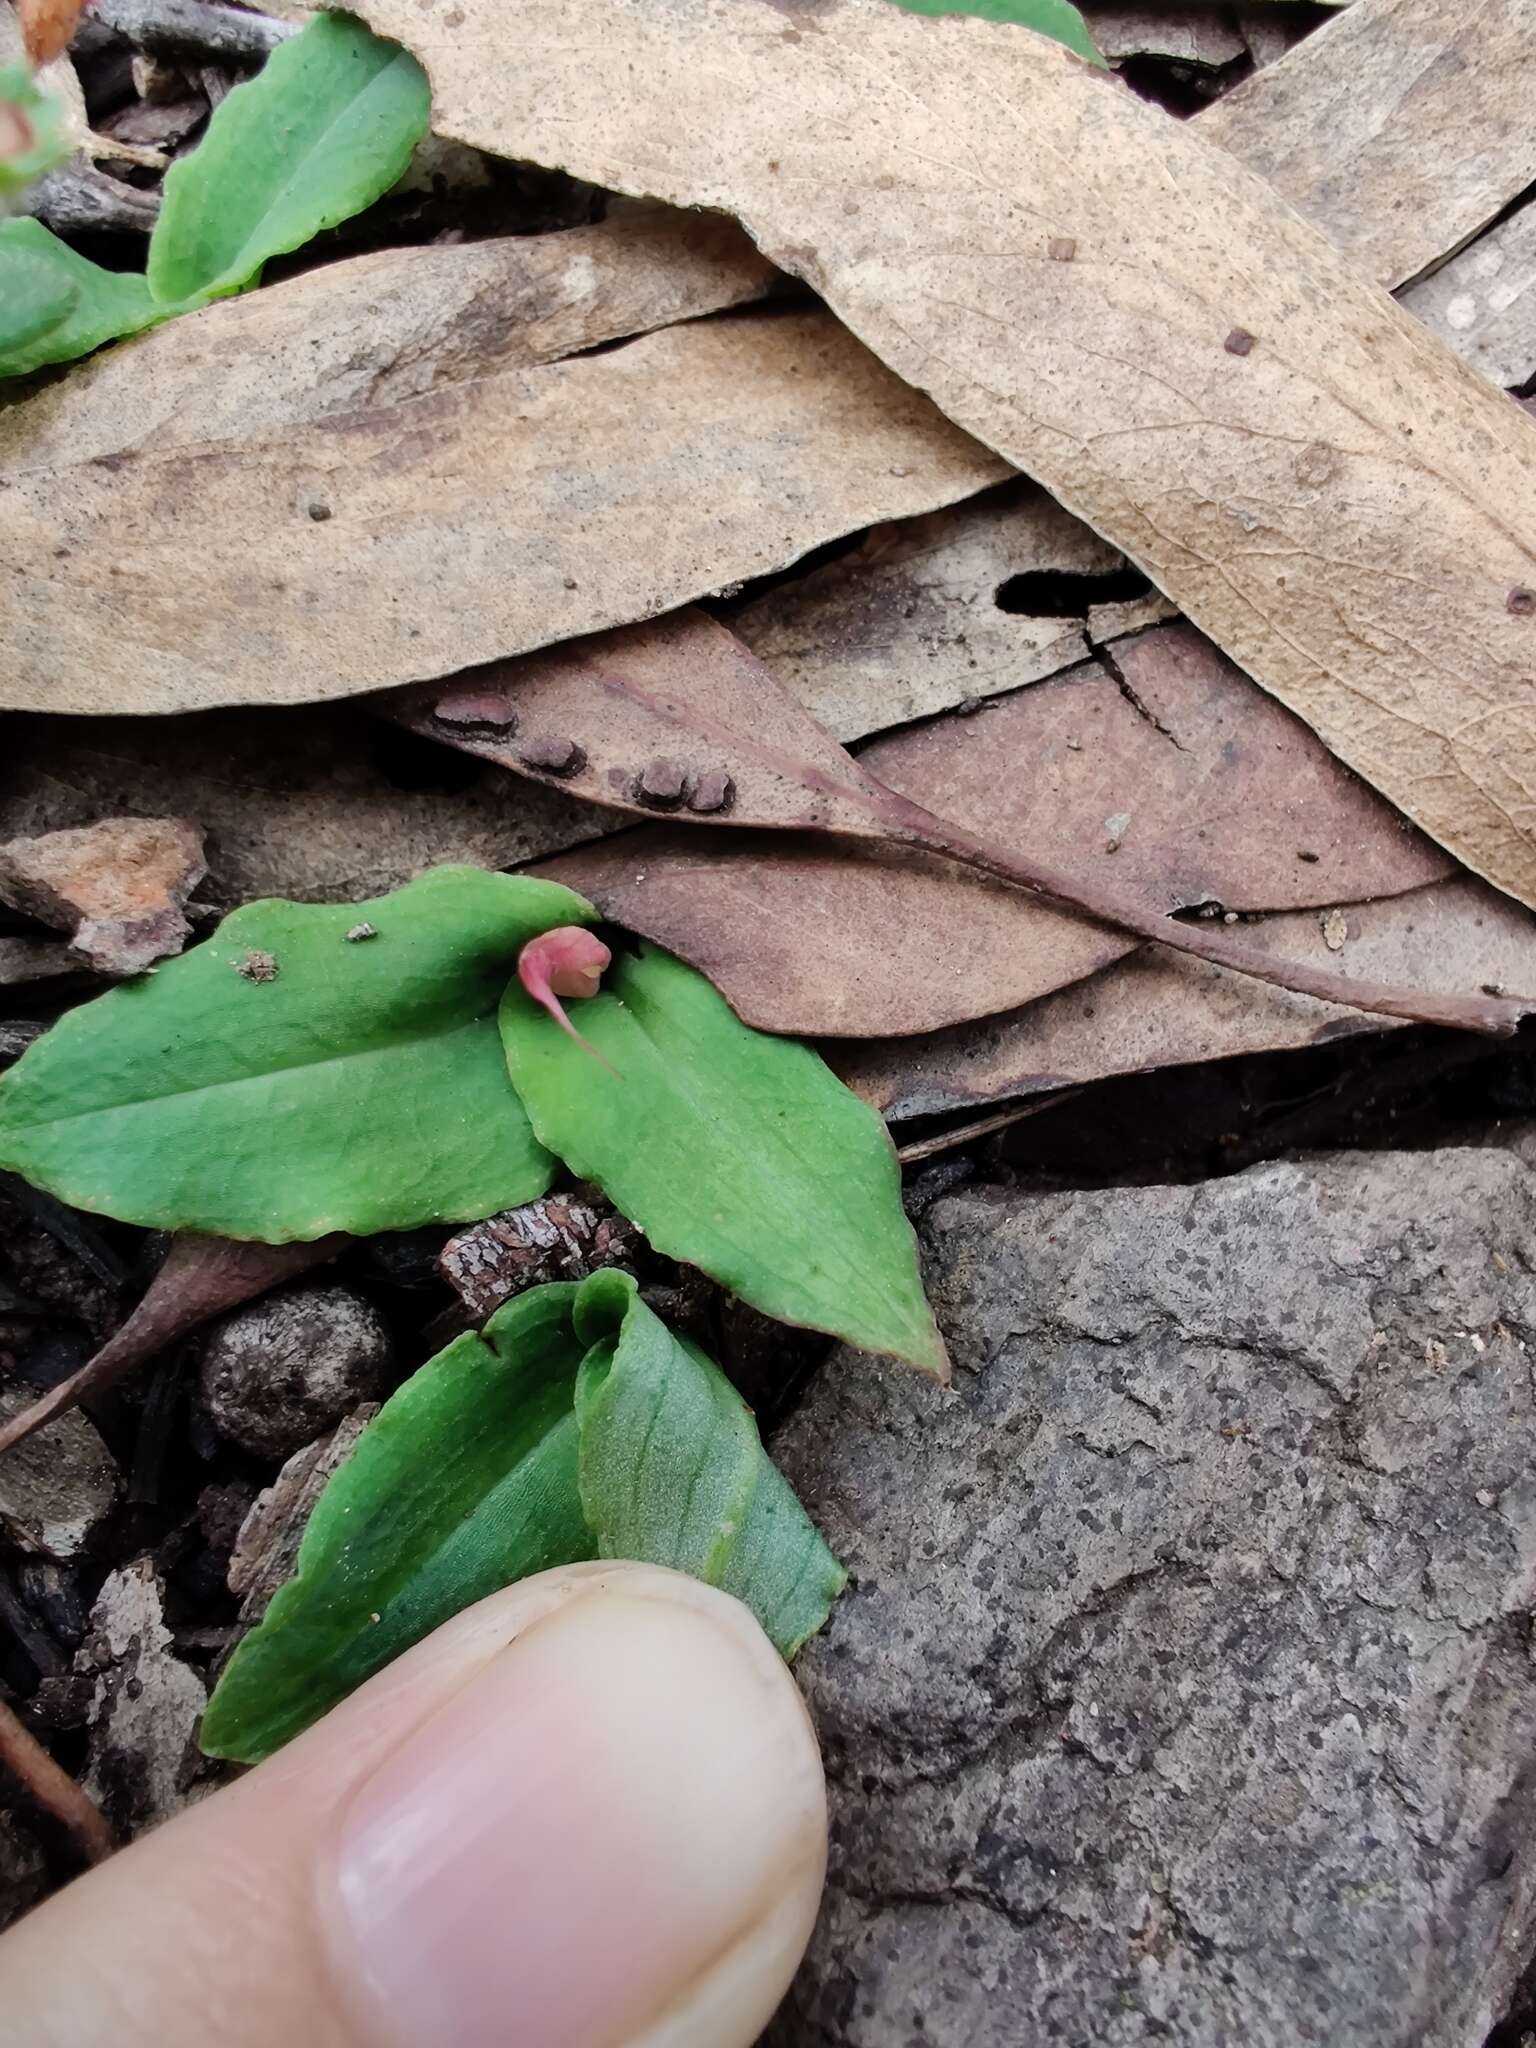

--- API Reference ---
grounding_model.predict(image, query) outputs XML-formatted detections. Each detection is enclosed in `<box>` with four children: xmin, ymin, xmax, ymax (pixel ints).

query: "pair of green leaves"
<box><xmin>0</xmin><ymin>12</ymin><xmax>430</xmax><ymax>379</ymax></box>
<box><xmin>200</xmin><ymin>1269</ymin><xmax>847</xmax><ymax>1762</ymax></box>
<box><xmin>0</xmin><ymin>866</ymin><xmax>945</xmax><ymax>1374</ymax></box>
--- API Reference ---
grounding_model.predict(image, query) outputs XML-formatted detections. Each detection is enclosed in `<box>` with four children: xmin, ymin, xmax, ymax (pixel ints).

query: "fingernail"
<box><xmin>324</xmin><ymin>1576</ymin><xmax>826</xmax><ymax>2048</ymax></box>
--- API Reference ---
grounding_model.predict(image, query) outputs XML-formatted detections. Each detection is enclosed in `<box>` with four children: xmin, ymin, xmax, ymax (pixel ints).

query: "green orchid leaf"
<box><xmin>0</xmin><ymin>219</ymin><xmax>164</xmax><ymax>379</ymax></box>
<box><xmin>0</xmin><ymin>867</ymin><xmax>594</xmax><ymax>1241</ymax></box>
<box><xmin>500</xmin><ymin>943</ymin><xmax>947</xmax><ymax>1377</ymax></box>
<box><xmin>201</xmin><ymin>1273</ymin><xmax>844</xmax><ymax>1762</ymax></box>
<box><xmin>574</xmin><ymin>1270</ymin><xmax>847</xmax><ymax>1658</ymax></box>
<box><xmin>199</xmin><ymin>1283</ymin><xmax>595</xmax><ymax>1762</ymax></box>
<box><xmin>0</xmin><ymin>65</ymin><xmax>71</xmax><ymax>196</ymax></box>
<box><xmin>148</xmin><ymin>11</ymin><xmax>431</xmax><ymax>306</ymax></box>
<box><xmin>882</xmin><ymin>0</ymin><xmax>1103</xmax><ymax>63</ymax></box>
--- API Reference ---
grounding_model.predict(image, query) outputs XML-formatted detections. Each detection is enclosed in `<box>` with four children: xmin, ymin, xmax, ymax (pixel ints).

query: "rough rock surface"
<box><xmin>770</xmin><ymin>1147</ymin><xmax>1536</xmax><ymax>2048</ymax></box>
<box><xmin>78</xmin><ymin>1560</ymin><xmax>207</xmax><ymax>1836</ymax></box>
<box><xmin>199</xmin><ymin>1283</ymin><xmax>393</xmax><ymax>1459</ymax></box>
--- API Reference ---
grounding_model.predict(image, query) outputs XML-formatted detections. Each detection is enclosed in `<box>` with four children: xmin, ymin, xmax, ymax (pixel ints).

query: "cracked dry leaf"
<box><xmin>837</xmin><ymin>877</ymin><xmax>1536</xmax><ymax>1119</ymax></box>
<box><xmin>1201</xmin><ymin>0</ymin><xmax>1536</xmax><ymax>291</ymax></box>
<box><xmin>530</xmin><ymin>621</ymin><xmax>1452</xmax><ymax>1037</ymax></box>
<box><xmin>0</xmin><ymin>301</ymin><xmax>1002</xmax><ymax>714</ymax></box>
<box><xmin>338</xmin><ymin>0</ymin><xmax>1536</xmax><ymax>912</ymax></box>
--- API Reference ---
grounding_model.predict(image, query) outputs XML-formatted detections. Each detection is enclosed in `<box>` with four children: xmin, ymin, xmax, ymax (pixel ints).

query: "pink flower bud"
<box><xmin>516</xmin><ymin>927</ymin><xmax>618</xmax><ymax>1075</ymax></box>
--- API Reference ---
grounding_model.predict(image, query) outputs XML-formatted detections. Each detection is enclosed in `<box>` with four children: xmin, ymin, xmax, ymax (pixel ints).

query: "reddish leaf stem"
<box><xmin>0</xmin><ymin>1696</ymin><xmax>115</xmax><ymax>1865</ymax></box>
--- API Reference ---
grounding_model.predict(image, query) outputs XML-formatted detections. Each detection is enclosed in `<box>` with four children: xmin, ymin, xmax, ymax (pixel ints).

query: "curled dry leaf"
<box><xmin>0</xmin><ymin>1233</ymin><xmax>345</xmax><ymax>1459</ymax></box>
<box><xmin>836</xmin><ymin>877</ymin><xmax>1536</xmax><ymax>1119</ymax></box>
<box><xmin>16</xmin><ymin>0</ymin><xmax>85</xmax><ymax>66</ymax></box>
<box><xmin>0</xmin><ymin>815</ymin><xmax>205</xmax><ymax>975</ymax></box>
<box><xmin>533</xmin><ymin>620</ymin><xmax>1451</xmax><ymax>1035</ymax></box>
<box><xmin>1201</xmin><ymin>0</ymin><xmax>1536</xmax><ymax>290</ymax></box>
<box><xmin>0</xmin><ymin>297</ymin><xmax>1002</xmax><ymax>713</ymax></box>
<box><xmin>345</xmin><ymin>0</ymin><xmax>1536</xmax><ymax>913</ymax></box>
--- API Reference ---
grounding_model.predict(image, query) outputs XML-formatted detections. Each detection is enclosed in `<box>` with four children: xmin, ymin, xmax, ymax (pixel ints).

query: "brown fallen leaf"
<box><xmin>395</xmin><ymin>607</ymin><xmax>1524</xmax><ymax>1033</ymax></box>
<box><xmin>0</xmin><ymin>301</ymin><xmax>1003</xmax><ymax>715</ymax></box>
<box><xmin>0</xmin><ymin>208</ymin><xmax>777</xmax><ymax>471</ymax></box>
<box><xmin>0</xmin><ymin>703</ymin><xmax>616</xmax><ymax>908</ymax></box>
<box><xmin>529</xmin><ymin>619</ymin><xmax>1451</xmax><ymax>1035</ymax></box>
<box><xmin>0</xmin><ymin>816</ymin><xmax>205</xmax><ymax>975</ymax></box>
<box><xmin>1201</xmin><ymin>0</ymin><xmax>1536</xmax><ymax>290</ymax></box>
<box><xmin>731</xmin><ymin>479</ymin><xmax>1120</xmax><ymax>740</ymax></box>
<box><xmin>836</xmin><ymin>877</ymin><xmax>1536</xmax><ymax>1118</ymax></box>
<box><xmin>0</xmin><ymin>1233</ymin><xmax>346</xmax><ymax>1459</ymax></box>
<box><xmin>346</xmin><ymin>0</ymin><xmax>1536</xmax><ymax>913</ymax></box>
<box><xmin>1400</xmin><ymin>203</ymin><xmax>1536</xmax><ymax>395</ymax></box>
<box><xmin>16</xmin><ymin>0</ymin><xmax>85</xmax><ymax>65</ymax></box>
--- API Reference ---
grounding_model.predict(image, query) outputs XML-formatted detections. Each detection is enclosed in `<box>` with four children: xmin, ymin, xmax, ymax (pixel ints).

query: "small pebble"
<box><xmin>517</xmin><ymin>735</ymin><xmax>586</xmax><ymax>777</ymax></box>
<box><xmin>200</xmin><ymin>1283</ymin><xmax>394</xmax><ymax>1459</ymax></box>
<box><xmin>686</xmin><ymin>769</ymin><xmax>736</xmax><ymax>815</ymax></box>
<box><xmin>345</xmin><ymin>923</ymin><xmax>378</xmax><ymax>943</ymax></box>
<box><xmin>634</xmin><ymin>757</ymin><xmax>688</xmax><ymax>809</ymax></box>
<box><xmin>235</xmin><ymin>949</ymin><xmax>277</xmax><ymax>983</ymax></box>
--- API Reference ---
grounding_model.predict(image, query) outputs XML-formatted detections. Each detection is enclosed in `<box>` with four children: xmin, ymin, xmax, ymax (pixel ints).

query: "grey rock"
<box><xmin>78</xmin><ymin>1560</ymin><xmax>207</xmax><ymax>1837</ymax></box>
<box><xmin>0</xmin><ymin>1389</ymin><xmax>120</xmax><ymax>1558</ymax></box>
<box><xmin>770</xmin><ymin>1147</ymin><xmax>1536</xmax><ymax>2048</ymax></box>
<box><xmin>200</xmin><ymin>1283</ymin><xmax>393</xmax><ymax>1459</ymax></box>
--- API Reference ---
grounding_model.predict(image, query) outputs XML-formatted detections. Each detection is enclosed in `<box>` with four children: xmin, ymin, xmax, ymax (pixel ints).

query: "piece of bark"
<box><xmin>0</xmin><ymin>816</ymin><xmax>205</xmax><ymax>975</ymax></box>
<box><xmin>836</xmin><ymin>874</ymin><xmax>1536</xmax><ymax>1117</ymax></box>
<box><xmin>0</xmin><ymin>1810</ymin><xmax>46</xmax><ymax>1930</ymax></box>
<box><xmin>732</xmin><ymin>480</ymin><xmax>1118</xmax><ymax>740</ymax></box>
<box><xmin>771</xmin><ymin>1147</ymin><xmax>1536</xmax><ymax>2046</ymax></box>
<box><xmin>534</xmin><ymin>622</ymin><xmax>1452</xmax><ymax>1037</ymax></box>
<box><xmin>1201</xmin><ymin>0</ymin><xmax>1536</xmax><ymax>290</ymax></box>
<box><xmin>326</xmin><ymin>0</ymin><xmax>1536</xmax><ymax>919</ymax></box>
<box><xmin>1400</xmin><ymin>202</ymin><xmax>1536</xmax><ymax>395</ymax></box>
<box><xmin>0</xmin><ymin>303</ymin><xmax>1003</xmax><ymax>716</ymax></box>
<box><xmin>225</xmin><ymin>1409</ymin><xmax>374</xmax><ymax>1618</ymax></box>
<box><xmin>77</xmin><ymin>1560</ymin><xmax>206</xmax><ymax>1838</ymax></box>
<box><xmin>1083</xmin><ymin>4</ymin><xmax>1246</xmax><ymax>65</ymax></box>
<box><xmin>100</xmin><ymin>90</ymin><xmax>204</xmax><ymax>150</ymax></box>
<box><xmin>19</xmin><ymin>156</ymin><xmax>159</xmax><ymax>233</ymax></box>
<box><xmin>0</xmin><ymin>703</ymin><xmax>619</xmax><ymax>910</ymax></box>
<box><xmin>439</xmin><ymin>1194</ymin><xmax>641</xmax><ymax>1323</ymax></box>
<box><xmin>199</xmin><ymin>1283</ymin><xmax>392</xmax><ymax>1459</ymax></box>
<box><xmin>0</xmin><ymin>209</ymin><xmax>779</xmax><ymax>470</ymax></box>
<box><xmin>0</xmin><ymin>1387</ymin><xmax>119</xmax><ymax>1559</ymax></box>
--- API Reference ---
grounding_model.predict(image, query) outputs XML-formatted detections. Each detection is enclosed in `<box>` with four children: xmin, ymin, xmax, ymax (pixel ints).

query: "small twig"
<box><xmin>22</xmin><ymin>160</ymin><xmax>159</xmax><ymax>235</ymax></box>
<box><xmin>896</xmin><ymin>1087</ymin><xmax>1084</xmax><ymax>1165</ymax></box>
<box><xmin>0</xmin><ymin>1696</ymin><xmax>115</xmax><ymax>1865</ymax></box>
<box><xmin>88</xmin><ymin>0</ymin><xmax>291</xmax><ymax>60</ymax></box>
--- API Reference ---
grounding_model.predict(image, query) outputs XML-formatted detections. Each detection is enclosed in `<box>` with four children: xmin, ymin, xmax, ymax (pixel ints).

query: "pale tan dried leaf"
<box><xmin>732</xmin><ymin>480</ymin><xmax>1117</xmax><ymax>740</ymax></box>
<box><xmin>1400</xmin><ymin>202</ymin><xmax>1536</xmax><ymax>395</ymax></box>
<box><xmin>1201</xmin><ymin>0</ymin><xmax>1536</xmax><ymax>290</ymax></box>
<box><xmin>532</xmin><ymin>622</ymin><xmax>1453</xmax><ymax>1036</ymax></box>
<box><xmin>329</xmin><ymin>0</ymin><xmax>1536</xmax><ymax>913</ymax></box>
<box><xmin>0</xmin><ymin>209</ymin><xmax>776</xmax><ymax>470</ymax></box>
<box><xmin>0</xmin><ymin>304</ymin><xmax>1003</xmax><ymax>715</ymax></box>
<box><xmin>838</xmin><ymin>878</ymin><xmax>1536</xmax><ymax>1119</ymax></box>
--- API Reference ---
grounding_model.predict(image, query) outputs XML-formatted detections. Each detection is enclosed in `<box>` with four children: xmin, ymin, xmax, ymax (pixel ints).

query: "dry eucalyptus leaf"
<box><xmin>1084</xmin><ymin>5</ymin><xmax>1245</xmax><ymax>66</ymax></box>
<box><xmin>1202</xmin><ymin>0</ymin><xmax>1536</xmax><ymax>290</ymax></box>
<box><xmin>0</xmin><ymin>208</ymin><xmax>776</xmax><ymax>469</ymax></box>
<box><xmin>0</xmin><ymin>303</ymin><xmax>1002</xmax><ymax>714</ymax></box>
<box><xmin>326</xmin><ymin>0</ymin><xmax>1536</xmax><ymax>915</ymax></box>
<box><xmin>838</xmin><ymin>877</ymin><xmax>1536</xmax><ymax>1119</ymax></box>
<box><xmin>0</xmin><ymin>703</ymin><xmax>617</xmax><ymax>908</ymax></box>
<box><xmin>531</xmin><ymin>622</ymin><xmax>1453</xmax><ymax>1037</ymax></box>
<box><xmin>732</xmin><ymin>479</ymin><xmax>1120</xmax><ymax>740</ymax></box>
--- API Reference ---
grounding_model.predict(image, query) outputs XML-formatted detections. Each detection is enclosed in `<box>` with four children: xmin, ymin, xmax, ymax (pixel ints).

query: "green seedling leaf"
<box><xmin>201</xmin><ymin>1273</ymin><xmax>844</xmax><ymax>1762</ymax></box>
<box><xmin>0</xmin><ymin>219</ymin><xmax>162</xmax><ymax>379</ymax></box>
<box><xmin>0</xmin><ymin>64</ymin><xmax>70</xmax><ymax>196</ymax></box>
<box><xmin>500</xmin><ymin>942</ymin><xmax>948</xmax><ymax>1378</ymax></box>
<box><xmin>148</xmin><ymin>11</ymin><xmax>431</xmax><ymax>305</ymax></box>
<box><xmin>881</xmin><ymin>0</ymin><xmax>1102</xmax><ymax>64</ymax></box>
<box><xmin>574</xmin><ymin>1270</ymin><xmax>847</xmax><ymax>1657</ymax></box>
<box><xmin>199</xmin><ymin>1283</ymin><xmax>594</xmax><ymax>1762</ymax></box>
<box><xmin>0</xmin><ymin>867</ymin><xmax>594</xmax><ymax>1242</ymax></box>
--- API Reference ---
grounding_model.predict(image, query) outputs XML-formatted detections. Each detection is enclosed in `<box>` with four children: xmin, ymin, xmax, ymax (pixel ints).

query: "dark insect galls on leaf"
<box><xmin>517</xmin><ymin>926</ymin><xmax>620</xmax><ymax>1076</ymax></box>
